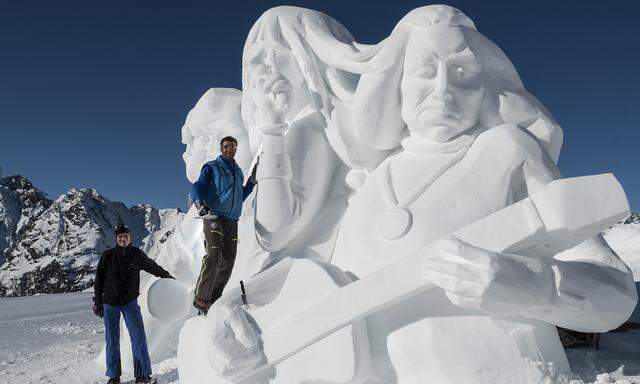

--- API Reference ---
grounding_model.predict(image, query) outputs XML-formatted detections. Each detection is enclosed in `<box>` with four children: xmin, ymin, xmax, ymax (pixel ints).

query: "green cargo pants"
<box><xmin>194</xmin><ymin>216</ymin><xmax>238</xmax><ymax>306</ymax></box>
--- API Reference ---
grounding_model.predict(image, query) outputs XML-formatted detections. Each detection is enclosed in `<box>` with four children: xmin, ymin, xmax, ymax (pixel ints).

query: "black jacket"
<box><xmin>93</xmin><ymin>245</ymin><xmax>172</xmax><ymax>306</ymax></box>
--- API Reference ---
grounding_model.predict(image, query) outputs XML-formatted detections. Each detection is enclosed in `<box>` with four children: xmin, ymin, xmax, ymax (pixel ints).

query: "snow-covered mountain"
<box><xmin>0</xmin><ymin>175</ymin><xmax>185</xmax><ymax>296</ymax></box>
<box><xmin>605</xmin><ymin>218</ymin><xmax>640</xmax><ymax>282</ymax></box>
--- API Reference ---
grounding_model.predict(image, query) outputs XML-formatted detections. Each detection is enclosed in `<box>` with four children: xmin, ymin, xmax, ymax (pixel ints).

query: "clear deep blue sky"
<box><xmin>1</xmin><ymin>0</ymin><xmax>638</xmax><ymax>210</ymax></box>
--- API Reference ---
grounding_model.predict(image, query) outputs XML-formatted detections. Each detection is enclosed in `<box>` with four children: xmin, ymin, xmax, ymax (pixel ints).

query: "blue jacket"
<box><xmin>191</xmin><ymin>156</ymin><xmax>255</xmax><ymax>221</ymax></box>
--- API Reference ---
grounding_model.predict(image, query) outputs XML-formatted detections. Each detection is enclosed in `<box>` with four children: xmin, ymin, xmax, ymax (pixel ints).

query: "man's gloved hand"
<box><xmin>196</xmin><ymin>201</ymin><xmax>211</xmax><ymax>217</ymax></box>
<box><xmin>93</xmin><ymin>303</ymin><xmax>104</xmax><ymax>318</ymax></box>
<box><xmin>249</xmin><ymin>162</ymin><xmax>258</xmax><ymax>185</ymax></box>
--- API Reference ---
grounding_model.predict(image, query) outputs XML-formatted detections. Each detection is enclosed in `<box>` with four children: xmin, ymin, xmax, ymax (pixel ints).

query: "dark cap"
<box><xmin>114</xmin><ymin>224</ymin><xmax>130</xmax><ymax>237</ymax></box>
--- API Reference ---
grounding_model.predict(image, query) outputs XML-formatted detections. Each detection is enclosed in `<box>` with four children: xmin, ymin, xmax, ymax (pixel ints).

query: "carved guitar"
<box><xmin>231</xmin><ymin>174</ymin><xmax>629</xmax><ymax>382</ymax></box>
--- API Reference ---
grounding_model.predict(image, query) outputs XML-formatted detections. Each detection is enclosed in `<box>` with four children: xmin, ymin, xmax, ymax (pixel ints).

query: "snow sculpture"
<box><xmin>176</xmin><ymin>5</ymin><xmax>637</xmax><ymax>384</ymax></box>
<box><xmin>110</xmin><ymin>5</ymin><xmax>359</xmax><ymax>375</ymax></box>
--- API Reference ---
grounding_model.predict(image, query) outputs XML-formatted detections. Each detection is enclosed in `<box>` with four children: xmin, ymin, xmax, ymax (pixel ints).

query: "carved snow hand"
<box><xmin>207</xmin><ymin>304</ymin><xmax>272</xmax><ymax>381</ymax></box>
<box><xmin>424</xmin><ymin>236</ymin><xmax>555</xmax><ymax>317</ymax></box>
<box><xmin>250</xmin><ymin>73</ymin><xmax>292</xmax><ymax>127</ymax></box>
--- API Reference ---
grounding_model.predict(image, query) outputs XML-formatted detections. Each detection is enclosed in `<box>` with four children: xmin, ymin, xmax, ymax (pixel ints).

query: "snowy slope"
<box><xmin>605</xmin><ymin>220</ymin><xmax>640</xmax><ymax>282</ymax></box>
<box><xmin>0</xmin><ymin>175</ymin><xmax>185</xmax><ymax>297</ymax></box>
<box><xmin>0</xmin><ymin>292</ymin><xmax>178</xmax><ymax>384</ymax></box>
<box><xmin>604</xmin><ymin>219</ymin><xmax>640</xmax><ymax>326</ymax></box>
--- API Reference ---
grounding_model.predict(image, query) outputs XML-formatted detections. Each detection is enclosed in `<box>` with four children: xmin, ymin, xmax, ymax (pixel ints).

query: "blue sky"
<box><xmin>1</xmin><ymin>0</ymin><xmax>639</xmax><ymax>211</ymax></box>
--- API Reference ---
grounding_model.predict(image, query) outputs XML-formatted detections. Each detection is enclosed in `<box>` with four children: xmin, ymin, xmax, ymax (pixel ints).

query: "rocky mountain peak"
<box><xmin>1</xmin><ymin>174</ymin><xmax>52</xmax><ymax>209</ymax></box>
<box><xmin>625</xmin><ymin>213</ymin><xmax>640</xmax><ymax>225</ymax></box>
<box><xmin>1</xmin><ymin>175</ymin><xmax>35</xmax><ymax>191</ymax></box>
<box><xmin>0</xmin><ymin>175</ymin><xmax>185</xmax><ymax>296</ymax></box>
<box><xmin>0</xmin><ymin>175</ymin><xmax>53</xmax><ymax>265</ymax></box>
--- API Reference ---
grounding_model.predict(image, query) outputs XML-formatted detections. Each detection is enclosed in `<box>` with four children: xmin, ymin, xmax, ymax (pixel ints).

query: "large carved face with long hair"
<box><xmin>325</xmin><ymin>5</ymin><xmax>562</xmax><ymax>166</ymax></box>
<box><xmin>241</xmin><ymin>6</ymin><xmax>352</xmax><ymax>154</ymax></box>
<box><xmin>245</xmin><ymin>38</ymin><xmax>309</xmax><ymax>117</ymax></box>
<box><xmin>401</xmin><ymin>25</ymin><xmax>485</xmax><ymax>142</ymax></box>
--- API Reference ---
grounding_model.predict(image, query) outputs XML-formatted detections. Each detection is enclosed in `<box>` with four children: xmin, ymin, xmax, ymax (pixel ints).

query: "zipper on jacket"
<box><xmin>230</xmin><ymin>162</ymin><xmax>236</xmax><ymax>216</ymax></box>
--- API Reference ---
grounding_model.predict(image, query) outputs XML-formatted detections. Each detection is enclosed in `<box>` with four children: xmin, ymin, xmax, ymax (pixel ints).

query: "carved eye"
<box><xmin>417</xmin><ymin>63</ymin><xmax>437</xmax><ymax>79</ymax></box>
<box><xmin>450</xmin><ymin>65</ymin><xmax>467</xmax><ymax>79</ymax></box>
<box><xmin>252</xmin><ymin>64</ymin><xmax>269</xmax><ymax>79</ymax></box>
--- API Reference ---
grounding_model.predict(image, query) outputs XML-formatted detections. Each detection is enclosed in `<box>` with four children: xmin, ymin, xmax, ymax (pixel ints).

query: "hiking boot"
<box><xmin>135</xmin><ymin>376</ymin><xmax>157</xmax><ymax>384</ymax></box>
<box><xmin>107</xmin><ymin>378</ymin><xmax>121</xmax><ymax>384</ymax></box>
<box><xmin>193</xmin><ymin>298</ymin><xmax>210</xmax><ymax>315</ymax></box>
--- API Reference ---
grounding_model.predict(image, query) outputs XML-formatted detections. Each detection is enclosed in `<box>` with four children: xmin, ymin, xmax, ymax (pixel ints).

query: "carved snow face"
<box><xmin>401</xmin><ymin>25</ymin><xmax>484</xmax><ymax>142</ymax></box>
<box><xmin>181</xmin><ymin>88</ymin><xmax>245</xmax><ymax>183</ymax></box>
<box><xmin>183</xmin><ymin>133</ymin><xmax>211</xmax><ymax>181</ymax></box>
<box><xmin>245</xmin><ymin>41</ymin><xmax>310</xmax><ymax>123</ymax></box>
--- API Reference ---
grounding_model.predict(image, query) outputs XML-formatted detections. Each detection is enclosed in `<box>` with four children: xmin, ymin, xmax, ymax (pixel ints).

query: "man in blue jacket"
<box><xmin>191</xmin><ymin>136</ymin><xmax>256</xmax><ymax>314</ymax></box>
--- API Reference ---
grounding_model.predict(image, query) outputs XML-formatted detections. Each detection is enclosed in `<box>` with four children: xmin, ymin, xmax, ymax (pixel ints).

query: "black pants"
<box><xmin>194</xmin><ymin>217</ymin><xmax>238</xmax><ymax>305</ymax></box>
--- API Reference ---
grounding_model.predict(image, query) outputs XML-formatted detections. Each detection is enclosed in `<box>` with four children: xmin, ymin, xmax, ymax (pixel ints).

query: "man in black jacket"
<box><xmin>93</xmin><ymin>224</ymin><xmax>173</xmax><ymax>384</ymax></box>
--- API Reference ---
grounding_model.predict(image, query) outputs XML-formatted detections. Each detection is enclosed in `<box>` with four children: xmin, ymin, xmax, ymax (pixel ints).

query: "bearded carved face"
<box><xmin>183</xmin><ymin>132</ymin><xmax>213</xmax><ymax>182</ymax></box>
<box><xmin>181</xmin><ymin>88</ymin><xmax>247</xmax><ymax>183</ymax></box>
<box><xmin>401</xmin><ymin>25</ymin><xmax>485</xmax><ymax>142</ymax></box>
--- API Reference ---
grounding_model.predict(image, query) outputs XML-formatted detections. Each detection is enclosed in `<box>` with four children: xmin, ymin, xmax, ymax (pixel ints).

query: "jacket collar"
<box><xmin>216</xmin><ymin>155</ymin><xmax>237</xmax><ymax>172</ymax></box>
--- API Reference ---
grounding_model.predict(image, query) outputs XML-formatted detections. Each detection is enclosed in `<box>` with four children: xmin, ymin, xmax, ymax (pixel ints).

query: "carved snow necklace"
<box><xmin>376</xmin><ymin>129</ymin><xmax>482</xmax><ymax>240</ymax></box>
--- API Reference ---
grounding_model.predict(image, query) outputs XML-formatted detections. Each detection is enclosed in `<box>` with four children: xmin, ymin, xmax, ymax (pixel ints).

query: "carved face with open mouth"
<box><xmin>245</xmin><ymin>40</ymin><xmax>311</xmax><ymax>125</ymax></box>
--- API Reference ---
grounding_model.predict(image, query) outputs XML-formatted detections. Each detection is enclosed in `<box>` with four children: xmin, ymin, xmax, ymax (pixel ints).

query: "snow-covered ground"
<box><xmin>0</xmin><ymin>222</ymin><xmax>639</xmax><ymax>384</ymax></box>
<box><xmin>1</xmin><ymin>292</ymin><xmax>639</xmax><ymax>384</ymax></box>
<box><xmin>0</xmin><ymin>292</ymin><xmax>177</xmax><ymax>384</ymax></box>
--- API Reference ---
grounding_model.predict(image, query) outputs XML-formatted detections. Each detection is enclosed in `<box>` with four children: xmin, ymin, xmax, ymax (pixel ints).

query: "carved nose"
<box><xmin>265</xmin><ymin>49</ymin><xmax>277</xmax><ymax>70</ymax></box>
<box><xmin>432</xmin><ymin>90</ymin><xmax>454</xmax><ymax>105</ymax></box>
<box><xmin>432</xmin><ymin>69</ymin><xmax>453</xmax><ymax>102</ymax></box>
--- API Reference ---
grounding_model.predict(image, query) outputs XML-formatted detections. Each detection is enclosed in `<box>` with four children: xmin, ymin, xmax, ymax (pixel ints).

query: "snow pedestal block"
<box><xmin>376</xmin><ymin>284</ymin><xmax>573</xmax><ymax>384</ymax></box>
<box><xmin>177</xmin><ymin>259</ymin><xmax>373</xmax><ymax>384</ymax></box>
<box><xmin>178</xmin><ymin>316</ymin><xmax>213</xmax><ymax>384</ymax></box>
<box><xmin>387</xmin><ymin>315</ymin><xmax>570</xmax><ymax>384</ymax></box>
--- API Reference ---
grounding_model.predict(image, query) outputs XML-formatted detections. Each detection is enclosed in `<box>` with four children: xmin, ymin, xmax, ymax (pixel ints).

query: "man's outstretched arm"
<box><xmin>140</xmin><ymin>251</ymin><xmax>173</xmax><ymax>279</ymax></box>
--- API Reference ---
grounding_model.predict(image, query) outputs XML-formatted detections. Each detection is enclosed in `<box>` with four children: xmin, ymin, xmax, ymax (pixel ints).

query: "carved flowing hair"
<box><xmin>307</xmin><ymin>5</ymin><xmax>563</xmax><ymax>166</ymax></box>
<box><xmin>240</xmin><ymin>6</ymin><xmax>358</xmax><ymax>156</ymax></box>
